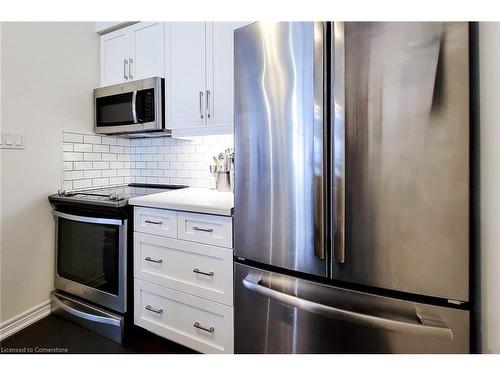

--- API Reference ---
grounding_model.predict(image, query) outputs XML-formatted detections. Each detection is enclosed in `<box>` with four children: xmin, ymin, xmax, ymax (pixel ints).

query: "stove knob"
<box><xmin>58</xmin><ymin>189</ymin><xmax>66</xmax><ymax>197</ymax></box>
<box><xmin>109</xmin><ymin>193</ymin><xmax>118</xmax><ymax>201</ymax></box>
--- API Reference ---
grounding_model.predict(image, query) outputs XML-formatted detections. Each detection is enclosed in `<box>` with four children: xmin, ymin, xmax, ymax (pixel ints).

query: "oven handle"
<box><xmin>53</xmin><ymin>211</ymin><xmax>123</xmax><ymax>226</ymax></box>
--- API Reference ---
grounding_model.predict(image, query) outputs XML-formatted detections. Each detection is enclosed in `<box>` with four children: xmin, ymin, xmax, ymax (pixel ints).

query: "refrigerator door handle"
<box><xmin>242</xmin><ymin>273</ymin><xmax>453</xmax><ymax>341</ymax></box>
<box><xmin>313</xmin><ymin>21</ymin><xmax>327</xmax><ymax>260</ymax></box>
<box><xmin>332</xmin><ymin>21</ymin><xmax>346</xmax><ymax>264</ymax></box>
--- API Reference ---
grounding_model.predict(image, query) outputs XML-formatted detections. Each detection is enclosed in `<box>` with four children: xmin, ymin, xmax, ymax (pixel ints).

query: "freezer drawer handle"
<box><xmin>193</xmin><ymin>321</ymin><xmax>215</xmax><ymax>333</ymax></box>
<box><xmin>242</xmin><ymin>274</ymin><xmax>453</xmax><ymax>341</ymax></box>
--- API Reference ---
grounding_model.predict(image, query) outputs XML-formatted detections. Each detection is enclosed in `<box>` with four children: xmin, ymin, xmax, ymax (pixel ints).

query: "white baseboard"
<box><xmin>0</xmin><ymin>300</ymin><xmax>51</xmax><ymax>341</ymax></box>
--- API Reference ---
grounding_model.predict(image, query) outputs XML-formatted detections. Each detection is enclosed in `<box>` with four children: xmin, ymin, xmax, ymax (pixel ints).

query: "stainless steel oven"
<box><xmin>94</xmin><ymin>76</ymin><xmax>168</xmax><ymax>137</ymax></box>
<box><xmin>54</xmin><ymin>211</ymin><xmax>127</xmax><ymax>313</ymax></box>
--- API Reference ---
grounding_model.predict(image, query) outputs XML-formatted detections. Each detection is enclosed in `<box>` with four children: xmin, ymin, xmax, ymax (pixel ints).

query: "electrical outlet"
<box><xmin>0</xmin><ymin>132</ymin><xmax>25</xmax><ymax>149</ymax></box>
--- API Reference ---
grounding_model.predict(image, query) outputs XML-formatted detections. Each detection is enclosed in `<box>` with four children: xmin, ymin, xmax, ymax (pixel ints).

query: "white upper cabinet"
<box><xmin>130</xmin><ymin>22</ymin><xmax>165</xmax><ymax>81</ymax></box>
<box><xmin>165</xmin><ymin>22</ymin><xmax>207</xmax><ymax>129</ymax></box>
<box><xmin>100</xmin><ymin>29</ymin><xmax>131</xmax><ymax>86</ymax></box>
<box><xmin>166</xmin><ymin>22</ymin><xmax>252</xmax><ymax>136</ymax></box>
<box><xmin>206</xmin><ymin>22</ymin><xmax>250</xmax><ymax>129</ymax></box>
<box><xmin>98</xmin><ymin>21</ymin><xmax>253</xmax><ymax>135</ymax></box>
<box><xmin>99</xmin><ymin>22</ymin><xmax>165</xmax><ymax>87</ymax></box>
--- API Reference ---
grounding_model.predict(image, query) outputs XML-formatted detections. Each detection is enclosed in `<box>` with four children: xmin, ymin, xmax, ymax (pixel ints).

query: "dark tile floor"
<box><xmin>0</xmin><ymin>314</ymin><xmax>197</xmax><ymax>354</ymax></box>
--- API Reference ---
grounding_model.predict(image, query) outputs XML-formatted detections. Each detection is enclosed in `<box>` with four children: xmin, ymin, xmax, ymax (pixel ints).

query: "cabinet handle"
<box><xmin>206</xmin><ymin>90</ymin><xmax>211</xmax><ymax>119</ymax></box>
<box><xmin>193</xmin><ymin>321</ymin><xmax>214</xmax><ymax>333</ymax></box>
<box><xmin>193</xmin><ymin>268</ymin><xmax>214</xmax><ymax>277</ymax></box>
<box><xmin>128</xmin><ymin>58</ymin><xmax>134</xmax><ymax>79</ymax></box>
<box><xmin>145</xmin><ymin>305</ymin><xmax>163</xmax><ymax>314</ymax></box>
<box><xmin>193</xmin><ymin>226</ymin><xmax>213</xmax><ymax>233</ymax></box>
<box><xmin>145</xmin><ymin>257</ymin><xmax>163</xmax><ymax>264</ymax></box>
<box><xmin>145</xmin><ymin>219</ymin><xmax>163</xmax><ymax>225</ymax></box>
<box><xmin>199</xmin><ymin>91</ymin><xmax>204</xmax><ymax>119</ymax></box>
<box><xmin>123</xmin><ymin>59</ymin><xmax>128</xmax><ymax>80</ymax></box>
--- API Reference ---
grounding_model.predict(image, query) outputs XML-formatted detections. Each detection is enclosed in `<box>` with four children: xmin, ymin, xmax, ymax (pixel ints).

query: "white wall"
<box><xmin>0</xmin><ymin>23</ymin><xmax>99</xmax><ymax>324</ymax></box>
<box><xmin>479</xmin><ymin>22</ymin><xmax>500</xmax><ymax>353</ymax></box>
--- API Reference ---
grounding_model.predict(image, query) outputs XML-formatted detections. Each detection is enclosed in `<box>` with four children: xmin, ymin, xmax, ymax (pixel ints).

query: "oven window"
<box><xmin>57</xmin><ymin>218</ymin><xmax>120</xmax><ymax>295</ymax></box>
<box><xmin>96</xmin><ymin>92</ymin><xmax>134</xmax><ymax>127</ymax></box>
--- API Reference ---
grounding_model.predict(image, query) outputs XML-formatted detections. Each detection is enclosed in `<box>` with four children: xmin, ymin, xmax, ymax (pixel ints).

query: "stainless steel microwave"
<box><xmin>94</xmin><ymin>77</ymin><xmax>170</xmax><ymax>137</ymax></box>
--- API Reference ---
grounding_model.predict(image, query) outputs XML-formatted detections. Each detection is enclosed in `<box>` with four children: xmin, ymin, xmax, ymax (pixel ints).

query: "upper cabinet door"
<box><xmin>100</xmin><ymin>29</ymin><xmax>132</xmax><ymax>86</ymax></box>
<box><xmin>130</xmin><ymin>22</ymin><xmax>165</xmax><ymax>81</ymax></box>
<box><xmin>206</xmin><ymin>22</ymin><xmax>252</xmax><ymax>128</ymax></box>
<box><xmin>165</xmin><ymin>22</ymin><xmax>207</xmax><ymax>129</ymax></box>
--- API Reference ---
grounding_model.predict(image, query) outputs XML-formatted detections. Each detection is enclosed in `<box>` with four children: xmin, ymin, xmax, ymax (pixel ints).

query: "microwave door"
<box><xmin>96</xmin><ymin>91</ymin><xmax>136</xmax><ymax>131</ymax></box>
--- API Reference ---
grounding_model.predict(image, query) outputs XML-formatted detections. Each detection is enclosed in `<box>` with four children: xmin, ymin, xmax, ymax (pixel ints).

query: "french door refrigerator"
<box><xmin>234</xmin><ymin>22</ymin><xmax>470</xmax><ymax>353</ymax></box>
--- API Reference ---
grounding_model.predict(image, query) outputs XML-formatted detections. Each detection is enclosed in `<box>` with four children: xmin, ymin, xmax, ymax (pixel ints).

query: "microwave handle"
<box><xmin>132</xmin><ymin>90</ymin><xmax>138</xmax><ymax>124</ymax></box>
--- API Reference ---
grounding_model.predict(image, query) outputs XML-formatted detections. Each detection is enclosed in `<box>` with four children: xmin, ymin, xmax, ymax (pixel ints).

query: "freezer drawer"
<box><xmin>234</xmin><ymin>263</ymin><xmax>469</xmax><ymax>354</ymax></box>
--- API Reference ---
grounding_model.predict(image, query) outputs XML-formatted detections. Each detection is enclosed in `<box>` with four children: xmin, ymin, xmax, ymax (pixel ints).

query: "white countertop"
<box><xmin>128</xmin><ymin>187</ymin><xmax>234</xmax><ymax>216</ymax></box>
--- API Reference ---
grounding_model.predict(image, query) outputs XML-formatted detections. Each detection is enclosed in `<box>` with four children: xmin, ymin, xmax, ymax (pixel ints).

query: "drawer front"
<box><xmin>177</xmin><ymin>212</ymin><xmax>233</xmax><ymax>248</ymax></box>
<box><xmin>134</xmin><ymin>207</ymin><xmax>177</xmax><ymax>238</ymax></box>
<box><xmin>134</xmin><ymin>232</ymin><xmax>233</xmax><ymax>306</ymax></box>
<box><xmin>134</xmin><ymin>279</ymin><xmax>234</xmax><ymax>354</ymax></box>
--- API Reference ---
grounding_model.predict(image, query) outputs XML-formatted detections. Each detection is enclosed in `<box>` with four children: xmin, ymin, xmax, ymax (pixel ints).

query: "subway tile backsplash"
<box><xmin>62</xmin><ymin>132</ymin><xmax>233</xmax><ymax>190</ymax></box>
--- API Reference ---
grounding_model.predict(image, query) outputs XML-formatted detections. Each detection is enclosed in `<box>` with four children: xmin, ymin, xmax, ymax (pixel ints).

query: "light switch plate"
<box><xmin>0</xmin><ymin>132</ymin><xmax>26</xmax><ymax>149</ymax></box>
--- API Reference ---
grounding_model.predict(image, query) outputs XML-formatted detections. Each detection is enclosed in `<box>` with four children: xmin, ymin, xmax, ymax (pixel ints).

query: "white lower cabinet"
<box><xmin>177</xmin><ymin>211</ymin><xmax>233</xmax><ymax>248</ymax></box>
<box><xmin>134</xmin><ymin>207</ymin><xmax>177</xmax><ymax>238</ymax></box>
<box><xmin>134</xmin><ymin>279</ymin><xmax>234</xmax><ymax>354</ymax></box>
<box><xmin>133</xmin><ymin>206</ymin><xmax>234</xmax><ymax>354</ymax></box>
<box><xmin>134</xmin><ymin>232</ymin><xmax>233</xmax><ymax>306</ymax></box>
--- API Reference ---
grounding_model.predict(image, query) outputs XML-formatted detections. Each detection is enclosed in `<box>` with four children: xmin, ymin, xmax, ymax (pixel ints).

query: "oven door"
<box><xmin>94</xmin><ymin>77</ymin><xmax>163</xmax><ymax>135</ymax></box>
<box><xmin>54</xmin><ymin>211</ymin><xmax>127</xmax><ymax>313</ymax></box>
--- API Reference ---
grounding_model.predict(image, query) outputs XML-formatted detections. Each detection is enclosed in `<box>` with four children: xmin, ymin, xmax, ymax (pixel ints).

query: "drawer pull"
<box><xmin>145</xmin><ymin>257</ymin><xmax>163</xmax><ymax>264</ymax></box>
<box><xmin>193</xmin><ymin>226</ymin><xmax>213</xmax><ymax>233</ymax></box>
<box><xmin>145</xmin><ymin>220</ymin><xmax>163</xmax><ymax>225</ymax></box>
<box><xmin>193</xmin><ymin>268</ymin><xmax>214</xmax><ymax>277</ymax></box>
<box><xmin>145</xmin><ymin>305</ymin><xmax>163</xmax><ymax>314</ymax></box>
<box><xmin>193</xmin><ymin>321</ymin><xmax>214</xmax><ymax>333</ymax></box>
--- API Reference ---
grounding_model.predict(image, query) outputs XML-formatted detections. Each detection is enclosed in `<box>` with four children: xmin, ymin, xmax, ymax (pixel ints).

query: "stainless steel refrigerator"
<box><xmin>234</xmin><ymin>22</ymin><xmax>470</xmax><ymax>353</ymax></box>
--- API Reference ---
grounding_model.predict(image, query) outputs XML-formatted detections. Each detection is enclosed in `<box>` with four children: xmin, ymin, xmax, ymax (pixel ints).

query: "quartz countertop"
<box><xmin>128</xmin><ymin>187</ymin><xmax>234</xmax><ymax>216</ymax></box>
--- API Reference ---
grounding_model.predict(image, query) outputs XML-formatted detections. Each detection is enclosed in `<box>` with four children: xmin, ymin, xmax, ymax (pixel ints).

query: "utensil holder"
<box><xmin>216</xmin><ymin>171</ymin><xmax>232</xmax><ymax>192</ymax></box>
